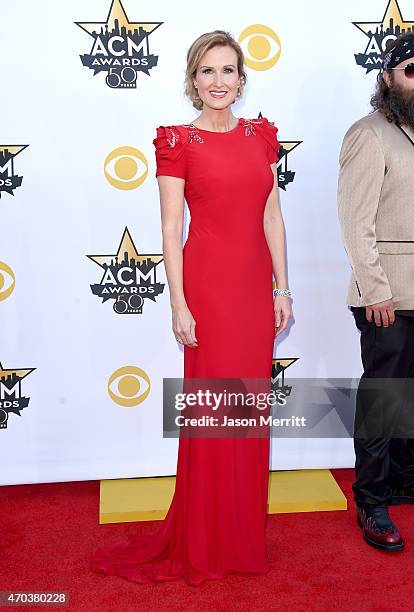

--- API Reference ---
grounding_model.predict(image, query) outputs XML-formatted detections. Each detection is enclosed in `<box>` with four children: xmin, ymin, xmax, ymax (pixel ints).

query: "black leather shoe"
<box><xmin>390</xmin><ymin>486</ymin><xmax>414</xmax><ymax>505</ymax></box>
<box><xmin>356</xmin><ymin>506</ymin><xmax>404</xmax><ymax>552</ymax></box>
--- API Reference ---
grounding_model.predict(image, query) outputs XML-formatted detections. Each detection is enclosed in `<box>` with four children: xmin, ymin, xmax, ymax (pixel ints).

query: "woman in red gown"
<box><xmin>90</xmin><ymin>30</ymin><xmax>291</xmax><ymax>585</ymax></box>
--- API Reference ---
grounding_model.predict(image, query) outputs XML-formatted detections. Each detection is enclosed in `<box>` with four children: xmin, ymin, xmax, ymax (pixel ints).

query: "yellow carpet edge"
<box><xmin>99</xmin><ymin>469</ymin><xmax>348</xmax><ymax>524</ymax></box>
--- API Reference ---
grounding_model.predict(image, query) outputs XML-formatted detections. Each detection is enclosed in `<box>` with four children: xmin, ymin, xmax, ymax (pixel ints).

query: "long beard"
<box><xmin>388</xmin><ymin>83</ymin><xmax>414</xmax><ymax>131</ymax></box>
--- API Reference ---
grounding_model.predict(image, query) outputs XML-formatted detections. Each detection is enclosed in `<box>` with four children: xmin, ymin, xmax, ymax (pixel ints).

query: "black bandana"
<box><xmin>383</xmin><ymin>35</ymin><xmax>414</xmax><ymax>70</ymax></box>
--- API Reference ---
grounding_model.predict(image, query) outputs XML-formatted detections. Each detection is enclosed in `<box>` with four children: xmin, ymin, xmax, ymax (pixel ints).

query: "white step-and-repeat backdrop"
<box><xmin>1</xmin><ymin>0</ymin><xmax>410</xmax><ymax>484</ymax></box>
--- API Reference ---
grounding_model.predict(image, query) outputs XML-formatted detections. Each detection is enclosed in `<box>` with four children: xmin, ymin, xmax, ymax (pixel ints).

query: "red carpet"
<box><xmin>1</xmin><ymin>469</ymin><xmax>413</xmax><ymax>612</ymax></box>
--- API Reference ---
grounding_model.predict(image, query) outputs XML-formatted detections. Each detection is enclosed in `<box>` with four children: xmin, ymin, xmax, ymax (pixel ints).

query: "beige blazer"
<box><xmin>338</xmin><ymin>110</ymin><xmax>414</xmax><ymax>310</ymax></box>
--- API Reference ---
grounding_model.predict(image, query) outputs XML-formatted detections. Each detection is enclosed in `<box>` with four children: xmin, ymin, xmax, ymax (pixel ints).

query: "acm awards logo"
<box><xmin>257</xmin><ymin>113</ymin><xmax>301</xmax><ymax>191</ymax></box>
<box><xmin>75</xmin><ymin>0</ymin><xmax>162</xmax><ymax>89</ymax></box>
<box><xmin>0</xmin><ymin>145</ymin><xmax>28</xmax><ymax>198</ymax></box>
<box><xmin>108</xmin><ymin>365</ymin><xmax>150</xmax><ymax>407</ymax></box>
<box><xmin>0</xmin><ymin>362</ymin><xmax>35</xmax><ymax>429</ymax></box>
<box><xmin>238</xmin><ymin>24</ymin><xmax>281</xmax><ymax>71</ymax></box>
<box><xmin>353</xmin><ymin>0</ymin><xmax>414</xmax><ymax>73</ymax></box>
<box><xmin>87</xmin><ymin>227</ymin><xmax>164</xmax><ymax>315</ymax></box>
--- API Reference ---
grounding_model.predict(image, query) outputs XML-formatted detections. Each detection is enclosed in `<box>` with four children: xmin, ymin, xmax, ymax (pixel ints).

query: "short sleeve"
<box><xmin>153</xmin><ymin>125</ymin><xmax>187</xmax><ymax>179</ymax></box>
<box><xmin>256</xmin><ymin>117</ymin><xmax>280</xmax><ymax>164</ymax></box>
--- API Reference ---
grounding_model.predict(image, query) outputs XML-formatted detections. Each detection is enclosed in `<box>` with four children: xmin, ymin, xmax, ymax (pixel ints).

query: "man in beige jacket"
<box><xmin>338</xmin><ymin>32</ymin><xmax>414</xmax><ymax>553</ymax></box>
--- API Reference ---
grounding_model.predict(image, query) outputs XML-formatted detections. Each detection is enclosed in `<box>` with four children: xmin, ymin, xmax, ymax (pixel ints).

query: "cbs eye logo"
<box><xmin>108</xmin><ymin>365</ymin><xmax>151</xmax><ymax>407</ymax></box>
<box><xmin>104</xmin><ymin>146</ymin><xmax>148</xmax><ymax>190</ymax></box>
<box><xmin>238</xmin><ymin>24</ymin><xmax>281</xmax><ymax>71</ymax></box>
<box><xmin>0</xmin><ymin>262</ymin><xmax>16</xmax><ymax>301</ymax></box>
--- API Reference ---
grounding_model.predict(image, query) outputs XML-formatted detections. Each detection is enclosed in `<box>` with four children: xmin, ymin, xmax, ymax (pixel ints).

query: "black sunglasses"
<box><xmin>391</xmin><ymin>62</ymin><xmax>414</xmax><ymax>78</ymax></box>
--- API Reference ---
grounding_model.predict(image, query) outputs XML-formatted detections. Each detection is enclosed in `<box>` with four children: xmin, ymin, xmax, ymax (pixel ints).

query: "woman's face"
<box><xmin>194</xmin><ymin>45</ymin><xmax>241</xmax><ymax>110</ymax></box>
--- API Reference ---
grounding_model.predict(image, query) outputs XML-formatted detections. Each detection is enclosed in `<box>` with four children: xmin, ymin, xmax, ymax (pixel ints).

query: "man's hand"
<box><xmin>366</xmin><ymin>299</ymin><xmax>395</xmax><ymax>327</ymax></box>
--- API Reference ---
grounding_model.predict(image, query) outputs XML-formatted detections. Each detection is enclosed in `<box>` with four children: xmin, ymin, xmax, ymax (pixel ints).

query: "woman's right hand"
<box><xmin>172</xmin><ymin>303</ymin><xmax>198</xmax><ymax>347</ymax></box>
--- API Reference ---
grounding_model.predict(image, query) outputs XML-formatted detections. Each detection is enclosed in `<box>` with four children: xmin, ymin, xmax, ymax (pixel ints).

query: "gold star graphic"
<box><xmin>278</xmin><ymin>141</ymin><xmax>301</xmax><ymax>156</ymax></box>
<box><xmin>87</xmin><ymin>227</ymin><xmax>163</xmax><ymax>268</ymax></box>
<box><xmin>272</xmin><ymin>358</ymin><xmax>299</xmax><ymax>379</ymax></box>
<box><xmin>0</xmin><ymin>362</ymin><xmax>35</xmax><ymax>381</ymax></box>
<box><xmin>353</xmin><ymin>0</ymin><xmax>414</xmax><ymax>38</ymax></box>
<box><xmin>0</xmin><ymin>145</ymin><xmax>29</xmax><ymax>157</ymax></box>
<box><xmin>272</xmin><ymin>358</ymin><xmax>298</xmax><ymax>372</ymax></box>
<box><xmin>75</xmin><ymin>0</ymin><xmax>162</xmax><ymax>38</ymax></box>
<box><xmin>278</xmin><ymin>141</ymin><xmax>302</xmax><ymax>163</ymax></box>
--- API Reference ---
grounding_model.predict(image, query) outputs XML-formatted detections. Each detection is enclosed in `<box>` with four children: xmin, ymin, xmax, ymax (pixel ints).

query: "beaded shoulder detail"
<box><xmin>163</xmin><ymin>118</ymin><xmax>276</xmax><ymax>145</ymax></box>
<box><xmin>164</xmin><ymin>126</ymin><xmax>180</xmax><ymax>148</ymax></box>
<box><xmin>240</xmin><ymin>118</ymin><xmax>276</xmax><ymax>136</ymax></box>
<box><xmin>182</xmin><ymin>123</ymin><xmax>205</xmax><ymax>144</ymax></box>
<box><xmin>153</xmin><ymin>126</ymin><xmax>188</xmax><ymax>167</ymax></box>
<box><xmin>162</xmin><ymin>124</ymin><xmax>204</xmax><ymax>146</ymax></box>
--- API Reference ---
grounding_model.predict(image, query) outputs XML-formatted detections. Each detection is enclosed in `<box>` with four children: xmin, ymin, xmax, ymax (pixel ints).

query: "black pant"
<box><xmin>352</xmin><ymin>307</ymin><xmax>414</xmax><ymax>506</ymax></box>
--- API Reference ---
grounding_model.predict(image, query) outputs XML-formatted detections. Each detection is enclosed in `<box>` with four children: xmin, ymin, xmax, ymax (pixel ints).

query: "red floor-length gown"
<box><xmin>90</xmin><ymin>116</ymin><xmax>280</xmax><ymax>585</ymax></box>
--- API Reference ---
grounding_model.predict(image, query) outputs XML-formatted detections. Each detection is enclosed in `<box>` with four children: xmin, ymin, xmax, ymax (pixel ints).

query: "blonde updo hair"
<box><xmin>185</xmin><ymin>30</ymin><xmax>247</xmax><ymax>111</ymax></box>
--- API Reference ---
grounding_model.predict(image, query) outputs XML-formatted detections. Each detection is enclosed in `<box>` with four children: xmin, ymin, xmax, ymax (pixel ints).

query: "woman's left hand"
<box><xmin>274</xmin><ymin>295</ymin><xmax>292</xmax><ymax>337</ymax></box>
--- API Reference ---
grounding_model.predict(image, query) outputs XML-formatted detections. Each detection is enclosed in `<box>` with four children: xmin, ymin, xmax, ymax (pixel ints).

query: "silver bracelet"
<box><xmin>273</xmin><ymin>287</ymin><xmax>291</xmax><ymax>298</ymax></box>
